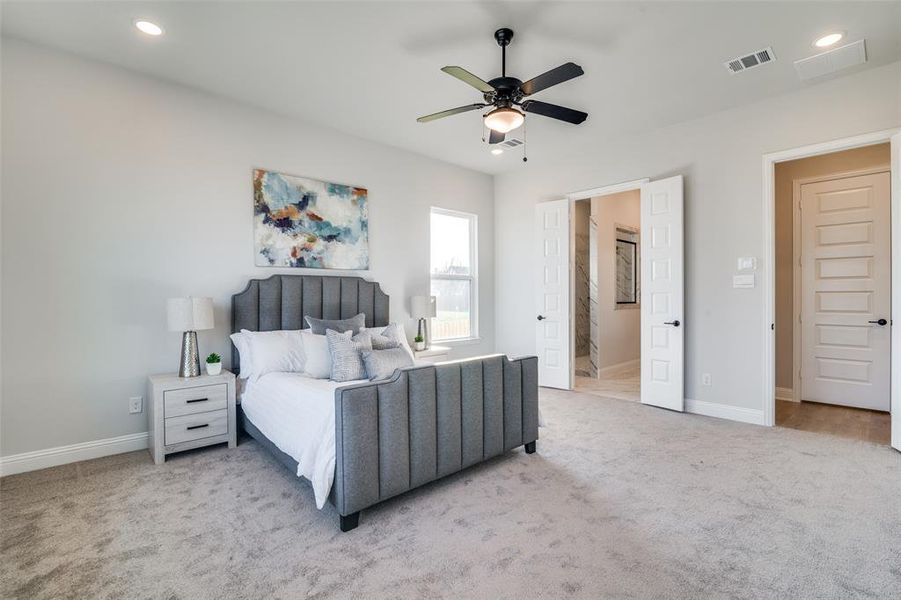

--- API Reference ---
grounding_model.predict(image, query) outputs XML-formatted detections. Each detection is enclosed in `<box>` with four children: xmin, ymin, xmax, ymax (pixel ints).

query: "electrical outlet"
<box><xmin>701</xmin><ymin>373</ymin><xmax>712</xmax><ymax>386</ymax></box>
<box><xmin>129</xmin><ymin>396</ymin><xmax>143</xmax><ymax>414</ymax></box>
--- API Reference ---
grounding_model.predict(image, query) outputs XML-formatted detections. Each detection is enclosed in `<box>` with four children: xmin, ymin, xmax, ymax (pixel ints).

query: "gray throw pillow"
<box><xmin>306</xmin><ymin>313</ymin><xmax>365</xmax><ymax>335</ymax></box>
<box><xmin>361</xmin><ymin>347</ymin><xmax>414</xmax><ymax>381</ymax></box>
<box><xmin>326</xmin><ymin>329</ymin><xmax>372</xmax><ymax>382</ymax></box>
<box><xmin>370</xmin><ymin>322</ymin><xmax>403</xmax><ymax>350</ymax></box>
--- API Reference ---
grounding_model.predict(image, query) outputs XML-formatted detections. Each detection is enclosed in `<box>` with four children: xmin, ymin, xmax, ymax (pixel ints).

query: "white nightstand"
<box><xmin>147</xmin><ymin>370</ymin><xmax>237</xmax><ymax>464</ymax></box>
<box><xmin>413</xmin><ymin>345</ymin><xmax>452</xmax><ymax>364</ymax></box>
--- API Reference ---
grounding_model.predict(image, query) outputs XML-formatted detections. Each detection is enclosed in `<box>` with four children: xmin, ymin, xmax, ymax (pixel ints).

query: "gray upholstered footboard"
<box><xmin>332</xmin><ymin>354</ymin><xmax>538</xmax><ymax>531</ymax></box>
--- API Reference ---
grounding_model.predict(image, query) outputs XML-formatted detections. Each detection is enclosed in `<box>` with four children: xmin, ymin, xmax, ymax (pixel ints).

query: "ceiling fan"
<box><xmin>417</xmin><ymin>28</ymin><xmax>587</xmax><ymax>145</ymax></box>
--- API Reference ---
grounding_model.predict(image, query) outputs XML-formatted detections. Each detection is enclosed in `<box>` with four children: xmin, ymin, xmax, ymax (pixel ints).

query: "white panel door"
<box><xmin>890</xmin><ymin>132</ymin><xmax>900</xmax><ymax>452</ymax></box>
<box><xmin>800</xmin><ymin>171</ymin><xmax>891</xmax><ymax>411</ymax></box>
<box><xmin>640</xmin><ymin>176</ymin><xmax>684</xmax><ymax>411</ymax></box>
<box><xmin>535</xmin><ymin>199</ymin><xmax>571</xmax><ymax>389</ymax></box>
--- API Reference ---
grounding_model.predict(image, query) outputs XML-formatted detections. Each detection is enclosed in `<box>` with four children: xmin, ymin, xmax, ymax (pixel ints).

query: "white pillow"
<box><xmin>229</xmin><ymin>332</ymin><xmax>253</xmax><ymax>380</ymax></box>
<box><xmin>239</xmin><ymin>329</ymin><xmax>305</xmax><ymax>381</ymax></box>
<box><xmin>301</xmin><ymin>329</ymin><xmax>332</xmax><ymax>379</ymax></box>
<box><xmin>364</xmin><ymin>323</ymin><xmax>415</xmax><ymax>362</ymax></box>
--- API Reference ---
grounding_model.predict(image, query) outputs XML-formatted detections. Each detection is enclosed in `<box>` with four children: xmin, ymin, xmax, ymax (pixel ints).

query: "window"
<box><xmin>430</xmin><ymin>208</ymin><xmax>478</xmax><ymax>341</ymax></box>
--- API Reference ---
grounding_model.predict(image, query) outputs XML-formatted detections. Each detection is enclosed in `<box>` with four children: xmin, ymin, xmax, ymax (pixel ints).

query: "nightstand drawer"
<box><xmin>165</xmin><ymin>410</ymin><xmax>227</xmax><ymax>445</ymax></box>
<box><xmin>164</xmin><ymin>384</ymin><xmax>227</xmax><ymax>417</ymax></box>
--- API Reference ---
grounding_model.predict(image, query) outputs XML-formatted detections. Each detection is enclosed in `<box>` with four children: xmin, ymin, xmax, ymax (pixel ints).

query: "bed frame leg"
<box><xmin>340</xmin><ymin>512</ymin><xmax>360</xmax><ymax>532</ymax></box>
<box><xmin>525</xmin><ymin>441</ymin><xmax>536</xmax><ymax>454</ymax></box>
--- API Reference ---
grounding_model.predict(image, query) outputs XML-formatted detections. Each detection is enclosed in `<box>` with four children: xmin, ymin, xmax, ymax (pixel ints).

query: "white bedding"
<box><xmin>241</xmin><ymin>363</ymin><xmax>544</xmax><ymax>510</ymax></box>
<box><xmin>241</xmin><ymin>372</ymin><xmax>367</xmax><ymax>509</ymax></box>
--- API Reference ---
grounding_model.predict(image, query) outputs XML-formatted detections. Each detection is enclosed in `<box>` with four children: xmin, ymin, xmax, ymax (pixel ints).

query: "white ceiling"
<box><xmin>3</xmin><ymin>1</ymin><xmax>900</xmax><ymax>174</ymax></box>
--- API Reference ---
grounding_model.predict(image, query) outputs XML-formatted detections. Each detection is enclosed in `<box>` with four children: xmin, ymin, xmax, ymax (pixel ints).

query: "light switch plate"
<box><xmin>733</xmin><ymin>274</ymin><xmax>756</xmax><ymax>288</ymax></box>
<box><xmin>737</xmin><ymin>257</ymin><xmax>757</xmax><ymax>271</ymax></box>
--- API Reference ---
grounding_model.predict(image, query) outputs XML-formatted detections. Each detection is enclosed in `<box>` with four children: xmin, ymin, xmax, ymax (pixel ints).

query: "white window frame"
<box><xmin>430</xmin><ymin>207</ymin><xmax>479</xmax><ymax>343</ymax></box>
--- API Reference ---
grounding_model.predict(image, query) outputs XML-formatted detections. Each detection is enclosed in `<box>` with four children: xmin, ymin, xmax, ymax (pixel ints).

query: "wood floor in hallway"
<box><xmin>776</xmin><ymin>399</ymin><xmax>890</xmax><ymax>445</ymax></box>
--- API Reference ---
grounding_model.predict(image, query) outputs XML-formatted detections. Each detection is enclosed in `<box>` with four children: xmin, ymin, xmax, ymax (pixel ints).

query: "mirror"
<box><xmin>615</xmin><ymin>226</ymin><xmax>639</xmax><ymax>306</ymax></box>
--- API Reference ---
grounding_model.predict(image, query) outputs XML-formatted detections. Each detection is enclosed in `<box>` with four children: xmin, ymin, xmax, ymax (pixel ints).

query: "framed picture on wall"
<box><xmin>252</xmin><ymin>168</ymin><xmax>369</xmax><ymax>269</ymax></box>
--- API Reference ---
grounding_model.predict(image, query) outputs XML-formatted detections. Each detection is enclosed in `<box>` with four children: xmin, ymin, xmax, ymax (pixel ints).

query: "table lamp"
<box><xmin>167</xmin><ymin>297</ymin><xmax>214</xmax><ymax>377</ymax></box>
<box><xmin>410</xmin><ymin>295</ymin><xmax>437</xmax><ymax>349</ymax></box>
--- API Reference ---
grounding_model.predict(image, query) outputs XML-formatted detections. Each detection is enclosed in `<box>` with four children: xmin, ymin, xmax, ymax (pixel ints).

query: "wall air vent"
<box><xmin>724</xmin><ymin>47</ymin><xmax>776</xmax><ymax>74</ymax></box>
<box><xmin>794</xmin><ymin>39</ymin><xmax>866</xmax><ymax>81</ymax></box>
<box><xmin>501</xmin><ymin>138</ymin><xmax>524</xmax><ymax>148</ymax></box>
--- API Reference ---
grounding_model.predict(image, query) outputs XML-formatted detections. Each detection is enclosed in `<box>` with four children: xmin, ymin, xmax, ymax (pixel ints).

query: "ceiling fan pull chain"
<box><xmin>522</xmin><ymin>119</ymin><xmax>528</xmax><ymax>163</ymax></box>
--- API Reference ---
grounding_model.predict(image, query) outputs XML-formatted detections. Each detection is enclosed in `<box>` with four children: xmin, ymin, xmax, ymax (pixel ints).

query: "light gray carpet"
<box><xmin>2</xmin><ymin>389</ymin><xmax>900</xmax><ymax>599</ymax></box>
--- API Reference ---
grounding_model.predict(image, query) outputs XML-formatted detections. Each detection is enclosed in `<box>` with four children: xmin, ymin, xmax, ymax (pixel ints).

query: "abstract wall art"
<box><xmin>253</xmin><ymin>169</ymin><xmax>369</xmax><ymax>269</ymax></box>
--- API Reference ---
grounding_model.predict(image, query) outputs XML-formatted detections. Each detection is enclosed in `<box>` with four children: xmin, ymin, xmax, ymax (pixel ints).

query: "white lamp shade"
<box><xmin>410</xmin><ymin>295</ymin><xmax>437</xmax><ymax>319</ymax></box>
<box><xmin>167</xmin><ymin>297</ymin><xmax>214</xmax><ymax>331</ymax></box>
<box><xmin>484</xmin><ymin>107</ymin><xmax>524</xmax><ymax>133</ymax></box>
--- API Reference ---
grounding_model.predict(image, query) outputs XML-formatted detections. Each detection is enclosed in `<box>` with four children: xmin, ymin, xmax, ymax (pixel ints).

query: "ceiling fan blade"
<box><xmin>520</xmin><ymin>62</ymin><xmax>584</xmax><ymax>96</ymax></box>
<box><xmin>441</xmin><ymin>66</ymin><xmax>496</xmax><ymax>93</ymax></box>
<box><xmin>488</xmin><ymin>130</ymin><xmax>505</xmax><ymax>144</ymax></box>
<box><xmin>521</xmin><ymin>100</ymin><xmax>588</xmax><ymax>124</ymax></box>
<box><xmin>417</xmin><ymin>103</ymin><xmax>486</xmax><ymax>123</ymax></box>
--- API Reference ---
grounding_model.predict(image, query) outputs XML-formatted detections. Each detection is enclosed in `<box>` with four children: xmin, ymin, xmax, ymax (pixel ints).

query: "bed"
<box><xmin>232</xmin><ymin>274</ymin><xmax>539</xmax><ymax>531</ymax></box>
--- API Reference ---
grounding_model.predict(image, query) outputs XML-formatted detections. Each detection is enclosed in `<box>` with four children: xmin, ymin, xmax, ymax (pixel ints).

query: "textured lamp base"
<box><xmin>178</xmin><ymin>330</ymin><xmax>201</xmax><ymax>378</ymax></box>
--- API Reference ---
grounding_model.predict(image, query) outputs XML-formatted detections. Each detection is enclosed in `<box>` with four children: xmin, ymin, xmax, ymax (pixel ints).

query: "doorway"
<box><xmin>535</xmin><ymin>175</ymin><xmax>684</xmax><ymax>412</ymax></box>
<box><xmin>764</xmin><ymin>131</ymin><xmax>901</xmax><ymax>450</ymax></box>
<box><xmin>774</xmin><ymin>145</ymin><xmax>891</xmax><ymax>443</ymax></box>
<box><xmin>572</xmin><ymin>190</ymin><xmax>642</xmax><ymax>402</ymax></box>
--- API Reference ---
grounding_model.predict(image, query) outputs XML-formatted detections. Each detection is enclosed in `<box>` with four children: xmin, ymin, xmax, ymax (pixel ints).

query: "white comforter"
<box><xmin>241</xmin><ymin>372</ymin><xmax>367</xmax><ymax>509</ymax></box>
<box><xmin>241</xmin><ymin>366</ymin><xmax>544</xmax><ymax>510</ymax></box>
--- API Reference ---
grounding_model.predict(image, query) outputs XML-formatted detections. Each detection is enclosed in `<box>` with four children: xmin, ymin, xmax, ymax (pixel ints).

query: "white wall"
<box><xmin>592</xmin><ymin>190</ymin><xmax>640</xmax><ymax>370</ymax></box>
<box><xmin>0</xmin><ymin>39</ymin><xmax>495</xmax><ymax>457</ymax></box>
<box><xmin>495</xmin><ymin>59</ymin><xmax>901</xmax><ymax>413</ymax></box>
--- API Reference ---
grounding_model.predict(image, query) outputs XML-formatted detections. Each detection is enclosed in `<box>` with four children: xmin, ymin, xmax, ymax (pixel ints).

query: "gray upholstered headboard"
<box><xmin>231</xmin><ymin>275</ymin><xmax>389</xmax><ymax>373</ymax></box>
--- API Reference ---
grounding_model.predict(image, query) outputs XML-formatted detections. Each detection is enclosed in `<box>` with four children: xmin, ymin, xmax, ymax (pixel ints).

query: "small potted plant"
<box><xmin>413</xmin><ymin>335</ymin><xmax>426</xmax><ymax>352</ymax></box>
<box><xmin>205</xmin><ymin>352</ymin><xmax>222</xmax><ymax>375</ymax></box>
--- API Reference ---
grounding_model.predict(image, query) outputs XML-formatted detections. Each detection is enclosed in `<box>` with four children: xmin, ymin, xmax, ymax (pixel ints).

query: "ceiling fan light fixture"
<box><xmin>484</xmin><ymin>107</ymin><xmax>524</xmax><ymax>133</ymax></box>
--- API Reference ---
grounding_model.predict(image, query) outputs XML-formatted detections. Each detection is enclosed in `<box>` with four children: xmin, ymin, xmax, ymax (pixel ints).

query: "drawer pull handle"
<box><xmin>186</xmin><ymin>424</ymin><xmax>209</xmax><ymax>431</ymax></box>
<box><xmin>185</xmin><ymin>397</ymin><xmax>208</xmax><ymax>404</ymax></box>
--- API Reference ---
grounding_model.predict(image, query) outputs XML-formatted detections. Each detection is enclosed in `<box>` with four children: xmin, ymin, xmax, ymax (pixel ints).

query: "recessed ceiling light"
<box><xmin>134</xmin><ymin>20</ymin><xmax>164</xmax><ymax>36</ymax></box>
<box><xmin>814</xmin><ymin>32</ymin><xmax>843</xmax><ymax>48</ymax></box>
<box><xmin>490</xmin><ymin>148</ymin><xmax>503</xmax><ymax>155</ymax></box>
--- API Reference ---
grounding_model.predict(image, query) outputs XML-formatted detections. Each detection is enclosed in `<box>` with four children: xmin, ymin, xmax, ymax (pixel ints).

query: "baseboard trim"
<box><xmin>0</xmin><ymin>432</ymin><xmax>148</xmax><ymax>477</ymax></box>
<box><xmin>685</xmin><ymin>398</ymin><xmax>765</xmax><ymax>426</ymax></box>
<box><xmin>598</xmin><ymin>358</ymin><xmax>640</xmax><ymax>377</ymax></box>
<box><xmin>775</xmin><ymin>386</ymin><xmax>797</xmax><ymax>402</ymax></box>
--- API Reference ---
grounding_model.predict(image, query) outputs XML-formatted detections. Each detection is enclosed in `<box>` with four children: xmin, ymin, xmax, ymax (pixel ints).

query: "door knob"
<box><xmin>537</xmin><ymin>315</ymin><xmax>546</xmax><ymax>321</ymax></box>
<box><xmin>868</xmin><ymin>318</ymin><xmax>888</xmax><ymax>326</ymax></box>
<box><xmin>664</xmin><ymin>320</ymin><xmax>681</xmax><ymax>327</ymax></box>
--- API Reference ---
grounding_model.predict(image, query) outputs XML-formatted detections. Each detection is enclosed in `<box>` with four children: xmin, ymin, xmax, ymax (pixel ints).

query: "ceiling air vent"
<box><xmin>724</xmin><ymin>47</ymin><xmax>776</xmax><ymax>74</ymax></box>
<box><xmin>501</xmin><ymin>138</ymin><xmax>524</xmax><ymax>148</ymax></box>
<box><xmin>794</xmin><ymin>39</ymin><xmax>867</xmax><ymax>81</ymax></box>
